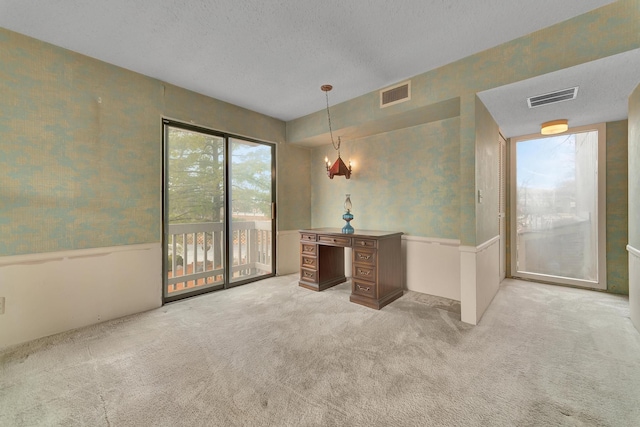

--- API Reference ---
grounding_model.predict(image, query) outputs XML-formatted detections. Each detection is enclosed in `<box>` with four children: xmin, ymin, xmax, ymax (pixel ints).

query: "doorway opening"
<box><xmin>509</xmin><ymin>123</ymin><xmax>606</xmax><ymax>289</ymax></box>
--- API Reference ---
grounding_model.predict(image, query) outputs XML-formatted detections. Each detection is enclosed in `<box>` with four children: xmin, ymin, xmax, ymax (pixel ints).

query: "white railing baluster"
<box><xmin>167</xmin><ymin>221</ymin><xmax>271</xmax><ymax>291</ymax></box>
<box><xmin>204</xmin><ymin>231</ymin><xmax>208</xmax><ymax>272</ymax></box>
<box><xmin>182</xmin><ymin>233</ymin><xmax>187</xmax><ymax>278</ymax></box>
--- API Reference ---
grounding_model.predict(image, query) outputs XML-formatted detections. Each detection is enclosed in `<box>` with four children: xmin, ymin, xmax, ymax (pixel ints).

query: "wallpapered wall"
<box><xmin>474</xmin><ymin>97</ymin><xmax>499</xmax><ymax>246</ymax></box>
<box><xmin>629</xmin><ymin>85</ymin><xmax>640</xmax><ymax>250</ymax></box>
<box><xmin>606</xmin><ymin>120</ymin><xmax>629</xmax><ymax>294</ymax></box>
<box><xmin>288</xmin><ymin>0</ymin><xmax>639</xmax><ymax>247</ymax></box>
<box><xmin>288</xmin><ymin>1</ymin><xmax>639</xmax><ymax>143</ymax></box>
<box><xmin>311</xmin><ymin>117</ymin><xmax>460</xmax><ymax>238</ymax></box>
<box><xmin>0</xmin><ymin>28</ymin><xmax>296</xmax><ymax>257</ymax></box>
<box><xmin>277</xmin><ymin>143</ymin><xmax>311</xmax><ymax>231</ymax></box>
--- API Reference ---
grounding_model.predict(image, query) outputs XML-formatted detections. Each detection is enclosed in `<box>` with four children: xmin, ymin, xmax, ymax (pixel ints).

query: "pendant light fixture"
<box><xmin>321</xmin><ymin>85</ymin><xmax>352</xmax><ymax>179</ymax></box>
<box><xmin>541</xmin><ymin>119</ymin><xmax>569</xmax><ymax>135</ymax></box>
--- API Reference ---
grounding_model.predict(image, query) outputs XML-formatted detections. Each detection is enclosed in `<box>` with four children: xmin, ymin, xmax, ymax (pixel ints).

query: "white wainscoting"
<box><xmin>276</xmin><ymin>230</ymin><xmax>300</xmax><ymax>276</ymax></box>
<box><xmin>460</xmin><ymin>236</ymin><xmax>500</xmax><ymax>325</ymax></box>
<box><xmin>402</xmin><ymin>235</ymin><xmax>461</xmax><ymax>301</ymax></box>
<box><xmin>0</xmin><ymin>243</ymin><xmax>162</xmax><ymax>349</ymax></box>
<box><xmin>628</xmin><ymin>245</ymin><xmax>640</xmax><ymax>333</ymax></box>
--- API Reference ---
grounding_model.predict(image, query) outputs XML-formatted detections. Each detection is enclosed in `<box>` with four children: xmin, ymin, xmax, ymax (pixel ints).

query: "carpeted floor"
<box><xmin>1</xmin><ymin>275</ymin><xmax>639</xmax><ymax>426</ymax></box>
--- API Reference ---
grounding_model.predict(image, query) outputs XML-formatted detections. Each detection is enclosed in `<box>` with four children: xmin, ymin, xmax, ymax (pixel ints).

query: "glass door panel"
<box><xmin>512</xmin><ymin>128</ymin><xmax>604</xmax><ymax>288</ymax></box>
<box><xmin>165</xmin><ymin>125</ymin><xmax>225</xmax><ymax>299</ymax></box>
<box><xmin>229</xmin><ymin>138</ymin><xmax>274</xmax><ymax>284</ymax></box>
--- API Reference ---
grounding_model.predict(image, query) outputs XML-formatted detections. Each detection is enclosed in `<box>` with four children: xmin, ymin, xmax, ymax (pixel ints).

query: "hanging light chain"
<box><xmin>324</xmin><ymin>90</ymin><xmax>341</xmax><ymax>153</ymax></box>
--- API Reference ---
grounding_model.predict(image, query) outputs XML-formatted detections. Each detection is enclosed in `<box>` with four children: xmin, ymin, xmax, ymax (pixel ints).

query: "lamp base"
<box><xmin>342</xmin><ymin>212</ymin><xmax>354</xmax><ymax>234</ymax></box>
<box><xmin>342</xmin><ymin>224</ymin><xmax>354</xmax><ymax>234</ymax></box>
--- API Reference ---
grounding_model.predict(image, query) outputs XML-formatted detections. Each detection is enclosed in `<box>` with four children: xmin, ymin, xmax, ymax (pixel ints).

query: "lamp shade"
<box><xmin>541</xmin><ymin>119</ymin><xmax>568</xmax><ymax>135</ymax></box>
<box><xmin>327</xmin><ymin>156</ymin><xmax>351</xmax><ymax>179</ymax></box>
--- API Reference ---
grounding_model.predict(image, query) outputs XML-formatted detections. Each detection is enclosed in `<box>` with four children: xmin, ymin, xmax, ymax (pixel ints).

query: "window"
<box><xmin>510</xmin><ymin>123</ymin><xmax>606</xmax><ymax>289</ymax></box>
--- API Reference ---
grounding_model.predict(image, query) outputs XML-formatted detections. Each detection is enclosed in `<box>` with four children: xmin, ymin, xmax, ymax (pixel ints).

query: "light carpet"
<box><xmin>1</xmin><ymin>275</ymin><xmax>639</xmax><ymax>426</ymax></box>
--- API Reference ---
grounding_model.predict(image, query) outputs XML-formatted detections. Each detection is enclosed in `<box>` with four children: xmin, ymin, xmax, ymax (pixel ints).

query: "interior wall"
<box><xmin>287</xmin><ymin>1</ymin><xmax>639</xmax><ymax>144</ymax></box>
<box><xmin>288</xmin><ymin>0</ymin><xmax>639</xmax><ymax>251</ymax></box>
<box><xmin>0</xmin><ymin>28</ymin><xmax>298</xmax><ymax>348</ymax></box>
<box><xmin>474</xmin><ymin>97</ymin><xmax>500</xmax><ymax>245</ymax></box>
<box><xmin>0</xmin><ymin>244</ymin><xmax>161</xmax><ymax>349</ymax></box>
<box><xmin>276</xmin><ymin>143</ymin><xmax>311</xmax><ymax>275</ymax></box>
<box><xmin>289</xmin><ymin>2</ymin><xmax>637</xmax><ymax>322</ymax></box>
<box><xmin>310</xmin><ymin>117</ymin><xmax>460</xmax><ymax>238</ymax></box>
<box><xmin>629</xmin><ymin>85</ymin><xmax>640</xmax><ymax>254</ymax></box>
<box><xmin>606</xmin><ymin>120</ymin><xmax>629</xmax><ymax>294</ymax></box>
<box><xmin>473</xmin><ymin>97</ymin><xmax>500</xmax><ymax>322</ymax></box>
<box><xmin>277</xmin><ymin>144</ymin><xmax>311</xmax><ymax>231</ymax></box>
<box><xmin>0</xmin><ymin>27</ymin><xmax>288</xmax><ymax>258</ymax></box>
<box><xmin>0</xmin><ymin>29</ymin><xmax>163</xmax><ymax>256</ymax></box>
<box><xmin>629</xmin><ymin>83</ymin><xmax>640</xmax><ymax>331</ymax></box>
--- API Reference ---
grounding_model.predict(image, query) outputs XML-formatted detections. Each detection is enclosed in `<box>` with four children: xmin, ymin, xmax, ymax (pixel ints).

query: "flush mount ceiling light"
<box><xmin>541</xmin><ymin>119</ymin><xmax>569</xmax><ymax>135</ymax></box>
<box><xmin>321</xmin><ymin>85</ymin><xmax>351</xmax><ymax>179</ymax></box>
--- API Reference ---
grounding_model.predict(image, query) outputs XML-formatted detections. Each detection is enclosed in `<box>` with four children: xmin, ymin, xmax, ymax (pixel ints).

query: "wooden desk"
<box><xmin>299</xmin><ymin>228</ymin><xmax>403</xmax><ymax>310</ymax></box>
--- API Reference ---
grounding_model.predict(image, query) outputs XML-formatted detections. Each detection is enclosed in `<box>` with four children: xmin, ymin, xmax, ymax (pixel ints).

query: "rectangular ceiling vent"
<box><xmin>380</xmin><ymin>80</ymin><xmax>411</xmax><ymax>108</ymax></box>
<box><xmin>527</xmin><ymin>86</ymin><xmax>579</xmax><ymax>108</ymax></box>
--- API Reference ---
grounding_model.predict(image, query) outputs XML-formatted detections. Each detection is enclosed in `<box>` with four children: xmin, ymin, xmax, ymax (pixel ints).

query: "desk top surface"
<box><xmin>299</xmin><ymin>228</ymin><xmax>403</xmax><ymax>239</ymax></box>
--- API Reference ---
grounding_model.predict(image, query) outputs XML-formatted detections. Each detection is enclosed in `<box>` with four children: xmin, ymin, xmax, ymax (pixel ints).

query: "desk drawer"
<box><xmin>353</xmin><ymin>248</ymin><xmax>376</xmax><ymax>266</ymax></box>
<box><xmin>354</xmin><ymin>238</ymin><xmax>376</xmax><ymax>249</ymax></box>
<box><xmin>300</xmin><ymin>268</ymin><xmax>317</xmax><ymax>283</ymax></box>
<box><xmin>301</xmin><ymin>243</ymin><xmax>317</xmax><ymax>256</ymax></box>
<box><xmin>301</xmin><ymin>233</ymin><xmax>317</xmax><ymax>242</ymax></box>
<box><xmin>301</xmin><ymin>256</ymin><xmax>317</xmax><ymax>270</ymax></box>
<box><xmin>318</xmin><ymin>235</ymin><xmax>351</xmax><ymax>247</ymax></box>
<box><xmin>354</xmin><ymin>265</ymin><xmax>376</xmax><ymax>282</ymax></box>
<box><xmin>352</xmin><ymin>280</ymin><xmax>376</xmax><ymax>298</ymax></box>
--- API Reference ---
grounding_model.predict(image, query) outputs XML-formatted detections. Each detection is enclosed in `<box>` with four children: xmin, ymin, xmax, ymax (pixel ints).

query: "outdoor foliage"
<box><xmin>167</xmin><ymin>128</ymin><xmax>272</xmax><ymax>224</ymax></box>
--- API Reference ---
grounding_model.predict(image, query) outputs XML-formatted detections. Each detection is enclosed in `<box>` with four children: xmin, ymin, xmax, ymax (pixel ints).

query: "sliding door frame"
<box><xmin>162</xmin><ymin>119</ymin><xmax>276</xmax><ymax>303</ymax></box>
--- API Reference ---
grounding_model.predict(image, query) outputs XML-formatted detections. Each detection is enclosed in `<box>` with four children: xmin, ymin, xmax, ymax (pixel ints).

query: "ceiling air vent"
<box><xmin>527</xmin><ymin>86</ymin><xmax>579</xmax><ymax>108</ymax></box>
<box><xmin>380</xmin><ymin>81</ymin><xmax>411</xmax><ymax>108</ymax></box>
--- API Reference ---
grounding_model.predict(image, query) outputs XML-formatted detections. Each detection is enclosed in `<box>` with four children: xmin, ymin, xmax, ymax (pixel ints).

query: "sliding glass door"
<box><xmin>163</xmin><ymin>121</ymin><xmax>275</xmax><ymax>302</ymax></box>
<box><xmin>229</xmin><ymin>138</ymin><xmax>274</xmax><ymax>284</ymax></box>
<box><xmin>510</xmin><ymin>124</ymin><xmax>606</xmax><ymax>289</ymax></box>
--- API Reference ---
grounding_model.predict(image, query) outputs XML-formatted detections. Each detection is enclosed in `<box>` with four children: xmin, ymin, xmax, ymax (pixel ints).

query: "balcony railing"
<box><xmin>167</xmin><ymin>221</ymin><xmax>272</xmax><ymax>294</ymax></box>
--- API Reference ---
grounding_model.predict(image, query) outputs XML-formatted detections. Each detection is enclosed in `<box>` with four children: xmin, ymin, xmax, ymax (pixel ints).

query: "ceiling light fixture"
<box><xmin>321</xmin><ymin>85</ymin><xmax>351</xmax><ymax>179</ymax></box>
<box><xmin>541</xmin><ymin>119</ymin><xmax>569</xmax><ymax>135</ymax></box>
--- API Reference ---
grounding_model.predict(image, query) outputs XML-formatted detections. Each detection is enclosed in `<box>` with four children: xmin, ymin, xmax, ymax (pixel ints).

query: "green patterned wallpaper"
<box><xmin>288</xmin><ymin>0</ymin><xmax>639</xmax><ymax>247</ymax></box>
<box><xmin>277</xmin><ymin>144</ymin><xmax>311</xmax><ymax>231</ymax></box>
<box><xmin>288</xmin><ymin>0</ymin><xmax>639</xmax><ymax>143</ymax></box>
<box><xmin>0</xmin><ymin>28</ymin><xmax>290</xmax><ymax>256</ymax></box>
<box><xmin>474</xmin><ymin>97</ymin><xmax>499</xmax><ymax>246</ymax></box>
<box><xmin>606</xmin><ymin>120</ymin><xmax>629</xmax><ymax>294</ymax></box>
<box><xmin>630</xmin><ymin>84</ymin><xmax>640</xmax><ymax>249</ymax></box>
<box><xmin>311</xmin><ymin>118</ymin><xmax>460</xmax><ymax>238</ymax></box>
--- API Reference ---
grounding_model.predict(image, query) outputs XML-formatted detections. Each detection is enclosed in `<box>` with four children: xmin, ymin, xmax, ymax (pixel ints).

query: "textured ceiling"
<box><xmin>0</xmin><ymin>0</ymin><xmax>618</xmax><ymax>122</ymax></box>
<box><xmin>478</xmin><ymin>49</ymin><xmax>640</xmax><ymax>138</ymax></box>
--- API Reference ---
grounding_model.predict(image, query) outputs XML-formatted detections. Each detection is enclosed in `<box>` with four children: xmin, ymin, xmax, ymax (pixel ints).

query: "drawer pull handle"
<box><xmin>357</xmin><ymin>284</ymin><xmax>370</xmax><ymax>292</ymax></box>
<box><xmin>360</xmin><ymin>242</ymin><xmax>366</xmax><ymax>246</ymax></box>
<box><xmin>358</xmin><ymin>269</ymin><xmax>371</xmax><ymax>276</ymax></box>
<box><xmin>333</xmin><ymin>239</ymin><xmax>337</xmax><ymax>242</ymax></box>
<box><xmin>358</xmin><ymin>254</ymin><xmax>371</xmax><ymax>260</ymax></box>
<box><xmin>304</xmin><ymin>272</ymin><xmax>313</xmax><ymax>278</ymax></box>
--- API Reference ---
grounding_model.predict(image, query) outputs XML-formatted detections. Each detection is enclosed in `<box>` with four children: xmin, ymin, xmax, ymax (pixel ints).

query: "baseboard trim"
<box><xmin>627</xmin><ymin>244</ymin><xmax>640</xmax><ymax>259</ymax></box>
<box><xmin>0</xmin><ymin>243</ymin><xmax>157</xmax><ymax>267</ymax></box>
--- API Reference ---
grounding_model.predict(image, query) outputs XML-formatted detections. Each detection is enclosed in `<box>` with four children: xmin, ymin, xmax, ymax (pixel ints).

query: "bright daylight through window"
<box><xmin>513</xmin><ymin>127</ymin><xmax>604</xmax><ymax>287</ymax></box>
